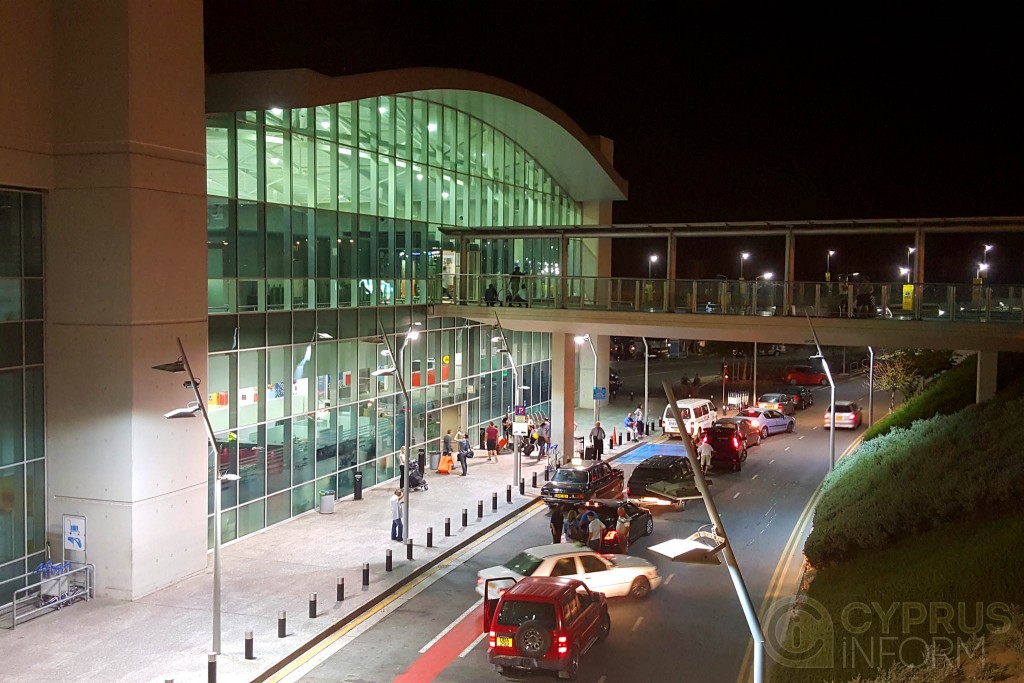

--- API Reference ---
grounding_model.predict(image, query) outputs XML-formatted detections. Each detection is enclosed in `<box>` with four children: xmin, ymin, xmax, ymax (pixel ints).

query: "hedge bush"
<box><xmin>805</xmin><ymin>393</ymin><xmax>1024</xmax><ymax>568</ymax></box>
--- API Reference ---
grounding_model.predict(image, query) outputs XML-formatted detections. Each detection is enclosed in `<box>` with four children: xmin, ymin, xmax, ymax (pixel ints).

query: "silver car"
<box><xmin>756</xmin><ymin>392</ymin><xmax>797</xmax><ymax>415</ymax></box>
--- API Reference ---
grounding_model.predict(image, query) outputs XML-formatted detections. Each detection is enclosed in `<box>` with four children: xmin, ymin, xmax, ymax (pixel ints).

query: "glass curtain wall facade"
<box><xmin>205</xmin><ymin>96</ymin><xmax>575</xmax><ymax>545</ymax></box>
<box><xmin>0</xmin><ymin>189</ymin><xmax>45</xmax><ymax>606</ymax></box>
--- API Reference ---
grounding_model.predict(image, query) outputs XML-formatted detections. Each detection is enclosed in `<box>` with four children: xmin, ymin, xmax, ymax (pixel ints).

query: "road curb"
<box><xmin>251</xmin><ymin>495</ymin><xmax>544</xmax><ymax>683</ymax></box>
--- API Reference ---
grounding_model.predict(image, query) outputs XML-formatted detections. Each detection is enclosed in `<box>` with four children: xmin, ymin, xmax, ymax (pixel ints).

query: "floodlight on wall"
<box><xmin>152</xmin><ymin>358</ymin><xmax>185</xmax><ymax>374</ymax></box>
<box><xmin>164</xmin><ymin>403</ymin><xmax>202</xmax><ymax>419</ymax></box>
<box><xmin>649</xmin><ymin>528</ymin><xmax>726</xmax><ymax>565</ymax></box>
<box><xmin>372</xmin><ymin>366</ymin><xmax>397</xmax><ymax>377</ymax></box>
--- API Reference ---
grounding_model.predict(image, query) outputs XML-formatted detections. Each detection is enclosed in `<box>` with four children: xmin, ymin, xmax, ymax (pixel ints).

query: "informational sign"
<box><xmin>512</xmin><ymin>421</ymin><xmax>530</xmax><ymax>436</ymax></box>
<box><xmin>902</xmin><ymin>284</ymin><xmax>914</xmax><ymax>311</ymax></box>
<box><xmin>63</xmin><ymin>515</ymin><xmax>86</xmax><ymax>552</ymax></box>
<box><xmin>593</xmin><ymin>387</ymin><xmax>608</xmax><ymax>401</ymax></box>
<box><xmin>514</xmin><ymin>405</ymin><xmax>526</xmax><ymax>416</ymax></box>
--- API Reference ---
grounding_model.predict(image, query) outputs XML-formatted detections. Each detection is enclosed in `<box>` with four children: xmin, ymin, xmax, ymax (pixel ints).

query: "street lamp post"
<box><xmin>154</xmin><ymin>337</ymin><xmax>238</xmax><ymax>655</ymax></box>
<box><xmin>641</xmin><ymin>336</ymin><xmax>649</xmax><ymax>435</ymax></box>
<box><xmin>574</xmin><ymin>334</ymin><xmax>600</xmax><ymax>425</ymax></box>
<box><xmin>804</xmin><ymin>314</ymin><xmax>836</xmax><ymax>471</ymax></box>
<box><xmin>907</xmin><ymin>247</ymin><xmax>916</xmax><ymax>281</ymax></box>
<box><xmin>648</xmin><ymin>254</ymin><xmax>658</xmax><ymax>279</ymax></box>
<box><xmin>397</xmin><ymin>323</ymin><xmax>420</xmax><ymax>542</ymax></box>
<box><xmin>493</xmin><ymin>313</ymin><xmax>522</xmax><ymax>486</ymax></box>
<box><xmin>899</xmin><ymin>267</ymin><xmax>911</xmax><ymax>283</ymax></box>
<box><xmin>977</xmin><ymin>262</ymin><xmax>989</xmax><ymax>280</ymax></box>
<box><xmin>826</xmin><ymin>250</ymin><xmax>836</xmax><ymax>281</ymax></box>
<box><xmin>738</xmin><ymin>252</ymin><xmax>750</xmax><ymax>280</ymax></box>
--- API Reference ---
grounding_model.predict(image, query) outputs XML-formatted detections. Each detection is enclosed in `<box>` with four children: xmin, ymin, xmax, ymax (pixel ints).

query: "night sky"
<box><xmin>203</xmin><ymin>3</ymin><xmax>1024</xmax><ymax>283</ymax></box>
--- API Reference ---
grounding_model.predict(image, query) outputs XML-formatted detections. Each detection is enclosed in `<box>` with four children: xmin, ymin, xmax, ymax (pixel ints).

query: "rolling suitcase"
<box><xmin>436</xmin><ymin>454</ymin><xmax>453</xmax><ymax>474</ymax></box>
<box><xmin>584</xmin><ymin>446</ymin><xmax>597</xmax><ymax>460</ymax></box>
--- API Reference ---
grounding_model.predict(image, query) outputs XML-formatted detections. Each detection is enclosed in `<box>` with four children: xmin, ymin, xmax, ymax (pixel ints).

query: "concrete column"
<box><xmin>667</xmin><ymin>233</ymin><xmax>678</xmax><ymax>310</ymax></box>
<box><xmin>44</xmin><ymin>1</ymin><xmax>208</xmax><ymax>600</ymax></box>
<box><xmin>976</xmin><ymin>350</ymin><xmax>998</xmax><ymax>403</ymax></box>
<box><xmin>915</xmin><ymin>228</ymin><xmax>926</xmax><ymax>284</ymax></box>
<box><xmin>784</xmin><ymin>230</ymin><xmax>795</xmax><ymax>314</ymax></box>
<box><xmin>550</xmin><ymin>333</ymin><xmax>576</xmax><ymax>460</ymax></box>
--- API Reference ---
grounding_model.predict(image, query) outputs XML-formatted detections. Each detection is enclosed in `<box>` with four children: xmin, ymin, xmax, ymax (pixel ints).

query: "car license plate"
<box><xmin>497</xmin><ymin>636</ymin><xmax>513</xmax><ymax>647</ymax></box>
<box><xmin>555</xmin><ymin>493</ymin><xmax>569</xmax><ymax>499</ymax></box>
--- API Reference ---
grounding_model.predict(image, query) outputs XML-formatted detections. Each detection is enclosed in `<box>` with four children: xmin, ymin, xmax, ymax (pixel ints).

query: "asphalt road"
<box><xmin>296</xmin><ymin>378</ymin><xmax>876</xmax><ymax>683</ymax></box>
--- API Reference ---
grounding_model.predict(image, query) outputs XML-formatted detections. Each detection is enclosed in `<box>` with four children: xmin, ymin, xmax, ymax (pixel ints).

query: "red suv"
<box><xmin>485</xmin><ymin>576</ymin><xmax>610</xmax><ymax>680</ymax></box>
<box><xmin>782</xmin><ymin>364</ymin><xmax>828</xmax><ymax>386</ymax></box>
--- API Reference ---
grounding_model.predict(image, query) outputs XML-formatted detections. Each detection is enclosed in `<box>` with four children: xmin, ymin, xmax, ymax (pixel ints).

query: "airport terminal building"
<box><xmin>0</xmin><ymin>4</ymin><xmax>625</xmax><ymax>602</ymax></box>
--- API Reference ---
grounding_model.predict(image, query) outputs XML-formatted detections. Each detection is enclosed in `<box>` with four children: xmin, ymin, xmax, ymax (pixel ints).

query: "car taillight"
<box><xmin>488</xmin><ymin>630</ymin><xmax>496</xmax><ymax>648</ymax></box>
<box><xmin>603</xmin><ymin>529</ymin><xmax>617</xmax><ymax>541</ymax></box>
<box><xmin>557</xmin><ymin>634</ymin><xmax>569</xmax><ymax>655</ymax></box>
<box><xmin>732</xmin><ymin>436</ymin><xmax>739</xmax><ymax>449</ymax></box>
<box><xmin>476</xmin><ymin>577</ymin><xmax>483</xmax><ymax>585</ymax></box>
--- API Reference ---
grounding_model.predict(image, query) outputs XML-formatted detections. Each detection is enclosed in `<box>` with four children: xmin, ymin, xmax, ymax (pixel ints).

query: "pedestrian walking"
<box><xmin>615</xmin><ymin>507</ymin><xmax>630</xmax><ymax>554</ymax></box>
<box><xmin>692</xmin><ymin>373</ymin><xmax>702</xmax><ymax>397</ymax></box>
<box><xmin>537</xmin><ymin>419</ymin><xmax>550</xmax><ymax>460</ymax></box>
<box><xmin>587</xmin><ymin>511</ymin><xmax>605</xmax><ymax>552</ymax></box>
<box><xmin>389</xmin><ymin>489</ymin><xmax>404</xmax><ymax>541</ymax></box>
<box><xmin>550</xmin><ymin>505</ymin><xmax>565</xmax><ymax>544</ymax></box>
<box><xmin>589</xmin><ymin>421</ymin><xmax>606</xmax><ymax>460</ymax></box>
<box><xmin>442</xmin><ymin>429</ymin><xmax>453</xmax><ymax>458</ymax></box>
<box><xmin>502</xmin><ymin>412</ymin><xmax>512</xmax><ymax>442</ymax></box>
<box><xmin>457</xmin><ymin>432</ymin><xmax>472</xmax><ymax>476</ymax></box>
<box><xmin>485</xmin><ymin>421</ymin><xmax>499</xmax><ymax>462</ymax></box>
<box><xmin>698</xmin><ymin>439</ymin><xmax>713</xmax><ymax>474</ymax></box>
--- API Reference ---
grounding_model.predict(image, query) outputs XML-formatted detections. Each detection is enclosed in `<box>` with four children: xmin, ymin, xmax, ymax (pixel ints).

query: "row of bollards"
<box><xmin>190</xmin><ymin>485</ymin><xmax>522</xmax><ymax>682</ymax></box>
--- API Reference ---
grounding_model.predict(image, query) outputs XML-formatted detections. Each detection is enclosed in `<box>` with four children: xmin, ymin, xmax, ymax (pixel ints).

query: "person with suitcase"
<box><xmin>456</xmin><ymin>432</ymin><xmax>473</xmax><ymax>476</ymax></box>
<box><xmin>588</xmin><ymin>422</ymin><xmax>606</xmax><ymax>460</ymax></box>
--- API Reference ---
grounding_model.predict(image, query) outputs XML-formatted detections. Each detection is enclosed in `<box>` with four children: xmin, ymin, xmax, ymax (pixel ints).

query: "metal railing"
<box><xmin>434</xmin><ymin>274</ymin><xmax>1024</xmax><ymax>323</ymax></box>
<box><xmin>6</xmin><ymin>561</ymin><xmax>95</xmax><ymax>629</ymax></box>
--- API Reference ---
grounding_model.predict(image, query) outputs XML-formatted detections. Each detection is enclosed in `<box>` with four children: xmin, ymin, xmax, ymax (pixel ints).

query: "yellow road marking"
<box><xmin>734</xmin><ymin>435</ymin><xmax>863</xmax><ymax>682</ymax></box>
<box><xmin>264</xmin><ymin>500</ymin><xmax>542</xmax><ymax>683</ymax></box>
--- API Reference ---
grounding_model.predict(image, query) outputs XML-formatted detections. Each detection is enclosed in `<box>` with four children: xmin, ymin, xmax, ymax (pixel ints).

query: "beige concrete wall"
<box><xmin>0</xmin><ymin>0</ymin><xmax>211</xmax><ymax>600</ymax></box>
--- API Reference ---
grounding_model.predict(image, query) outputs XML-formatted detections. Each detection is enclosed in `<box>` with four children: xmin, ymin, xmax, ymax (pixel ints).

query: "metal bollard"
<box><xmin>309</xmin><ymin>592</ymin><xmax>317</xmax><ymax>619</ymax></box>
<box><xmin>532</xmin><ymin>472</ymin><xmax>538</xmax><ymax>488</ymax></box>
<box><xmin>208</xmin><ymin>653</ymin><xmax>217</xmax><ymax>683</ymax></box>
<box><xmin>462</xmin><ymin>508</ymin><xmax>468</xmax><ymax>527</ymax></box>
<box><xmin>507</xmin><ymin>485</ymin><xmax>512</xmax><ymax>503</ymax></box>
<box><xmin>362</xmin><ymin>563</ymin><xmax>370</xmax><ymax>587</ymax></box>
<box><xmin>445</xmin><ymin>517</ymin><xmax>451</xmax><ymax>536</ymax></box>
<box><xmin>278</xmin><ymin>611</ymin><xmax>286</xmax><ymax>638</ymax></box>
<box><xmin>520</xmin><ymin>478</ymin><xmax>525</xmax><ymax>495</ymax></box>
<box><xmin>407</xmin><ymin>539</ymin><xmax>413</xmax><ymax>560</ymax></box>
<box><xmin>337</xmin><ymin>576</ymin><xmax>344</xmax><ymax>602</ymax></box>
<box><xmin>386</xmin><ymin>549</ymin><xmax>393</xmax><ymax>572</ymax></box>
<box><xmin>427</xmin><ymin>526</ymin><xmax>433</xmax><ymax>548</ymax></box>
<box><xmin>477</xmin><ymin>500</ymin><xmax>484</xmax><ymax>519</ymax></box>
<box><xmin>492</xmin><ymin>492</ymin><xmax>498</xmax><ymax>511</ymax></box>
<box><xmin>245</xmin><ymin>630</ymin><xmax>254</xmax><ymax>660</ymax></box>
<box><xmin>544</xmin><ymin>466</ymin><xmax>550</xmax><ymax>481</ymax></box>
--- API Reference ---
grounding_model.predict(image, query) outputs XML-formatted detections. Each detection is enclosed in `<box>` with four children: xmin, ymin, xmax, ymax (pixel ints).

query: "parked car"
<box><xmin>626</xmin><ymin>455</ymin><xmax>701</xmax><ymax>508</ymax></box>
<box><xmin>609</xmin><ymin>370</ymin><xmax>622</xmax><ymax>394</ymax></box>
<box><xmin>782</xmin><ymin>364</ymin><xmax>829</xmax><ymax>386</ymax></box>
<box><xmin>580</xmin><ymin>498</ymin><xmax>655</xmax><ymax>552</ymax></box>
<box><xmin>484</xmin><ymin>576</ymin><xmax>610</xmax><ymax>679</ymax></box>
<box><xmin>662</xmin><ymin>398</ymin><xmax>718</xmax><ymax>439</ymax></box>
<box><xmin>712</xmin><ymin>416</ymin><xmax>763</xmax><ymax>446</ymax></box>
<box><xmin>756</xmin><ymin>392</ymin><xmax>797</xmax><ymax>415</ymax></box>
<box><xmin>757</xmin><ymin>344</ymin><xmax>786</xmax><ymax>356</ymax></box>
<box><xmin>823</xmin><ymin>400</ymin><xmax>863</xmax><ymax>429</ymax></box>
<box><xmin>477</xmin><ymin>544</ymin><xmax>662</xmax><ymax>599</ymax></box>
<box><xmin>776</xmin><ymin>385</ymin><xmax>814</xmax><ymax>410</ymax></box>
<box><xmin>736</xmin><ymin>407</ymin><xmax>796</xmax><ymax>438</ymax></box>
<box><xmin>700</xmin><ymin>426</ymin><xmax>749</xmax><ymax>471</ymax></box>
<box><xmin>540</xmin><ymin>461</ymin><xmax>624</xmax><ymax>508</ymax></box>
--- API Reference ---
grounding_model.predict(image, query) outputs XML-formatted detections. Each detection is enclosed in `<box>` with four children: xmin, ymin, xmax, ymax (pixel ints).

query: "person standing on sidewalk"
<box><xmin>389</xmin><ymin>489</ymin><xmax>404</xmax><ymax>541</ymax></box>
<box><xmin>587</xmin><ymin>511</ymin><xmax>605</xmax><ymax>552</ymax></box>
<box><xmin>589</xmin><ymin>421</ymin><xmax>606</xmax><ymax>460</ymax></box>
<box><xmin>398</xmin><ymin>446</ymin><xmax>407</xmax><ymax>487</ymax></box>
<box><xmin>615</xmin><ymin>506</ymin><xmax>631</xmax><ymax>554</ymax></box>
<box><xmin>537</xmin><ymin>419</ymin><xmax>550</xmax><ymax>460</ymax></box>
<box><xmin>698</xmin><ymin>438</ymin><xmax>714</xmax><ymax>475</ymax></box>
<box><xmin>443</xmin><ymin>429</ymin><xmax>453</xmax><ymax>459</ymax></box>
<box><xmin>457</xmin><ymin>431</ymin><xmax>472</xmax><ymax>476</ymax></box>
<box><xmin>550</xmin><ymin>505</ymin><xmax>565</xmax><ymax>544</ymax></box>
<box><xmin>485</xmin><ymin>421</ymin><xmax>499</xmax><ymax>462</ymax></box>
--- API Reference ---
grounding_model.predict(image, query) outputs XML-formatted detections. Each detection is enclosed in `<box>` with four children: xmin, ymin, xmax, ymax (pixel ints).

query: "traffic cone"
<box><xmin>610</xmin><ymin>427</ymin><xmax>616</xmax><ymax>450</ymax></box>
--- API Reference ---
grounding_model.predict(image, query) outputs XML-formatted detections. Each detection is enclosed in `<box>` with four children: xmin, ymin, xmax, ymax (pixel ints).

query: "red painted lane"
<box><xmin>393</xmin><ymin>609</ymin><xmax>483</xmax><ymax>682</ymax></box>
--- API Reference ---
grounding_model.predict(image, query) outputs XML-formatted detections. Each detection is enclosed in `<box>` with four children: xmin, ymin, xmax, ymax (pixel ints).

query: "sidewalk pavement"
<box><xmin>1</xmin><ymin>432</ymin><xmax>653</xmax><ymax>683</ymax></box>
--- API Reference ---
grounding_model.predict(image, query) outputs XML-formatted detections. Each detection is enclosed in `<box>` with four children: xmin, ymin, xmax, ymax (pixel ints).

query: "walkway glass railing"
<box><xmin>433</xmin><ymin>275</ymin><xmax>1024</xmax><ymax>323</ymax></box>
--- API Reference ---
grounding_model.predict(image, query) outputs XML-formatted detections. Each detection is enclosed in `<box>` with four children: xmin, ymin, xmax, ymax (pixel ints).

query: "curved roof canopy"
<box><xmin>206</xmin><ymin>67</ymin><xmax>627</xmax><ymax>203</ymax></box>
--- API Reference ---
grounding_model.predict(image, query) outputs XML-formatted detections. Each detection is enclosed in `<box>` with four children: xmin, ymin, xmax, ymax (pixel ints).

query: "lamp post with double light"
<box><xmin>826</xmin><ymin>250</ymin><xmax>836</xmax><ymax>282</ymax></box>
<box><xmin>154</xmin><ymin>338</ymin><xmax>239</xmax><ymax>656</ymax></box>
<box><xmin>738</xmin><ymin>252</ymin><xmax>750</xmax><ymax>280</ymax></box>
<box><xmin>574</xmin><ymin>334</ymin><xmax>600</xmax><ymax>425</ymax></box>
<box><xmin>899</xmin><ymin>267</ymin><xmax>911</xmax><ymax>284</ymax></box>
<box><xmin>492</xmin><ymin>312</ymin><xmax>525</xmax><ymax>484</ymax></box>
<box><xmin>648</xmin><ymin>254</ymin><xmax>658</xmax><ymax>279</ymax></box>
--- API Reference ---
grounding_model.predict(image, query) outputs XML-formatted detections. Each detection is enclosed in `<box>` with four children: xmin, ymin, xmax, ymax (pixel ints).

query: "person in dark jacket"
<box><xmin>550</xmin><ymin>505</ymin><xmax>565</xmax><ymax>544</ymax></box>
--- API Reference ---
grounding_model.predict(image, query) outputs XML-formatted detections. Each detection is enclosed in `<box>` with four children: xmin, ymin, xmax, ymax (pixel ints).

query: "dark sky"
<box><xmin>203</xmin><ymin>3</ymin><xmax>1024</xmax><ymax>282</ymax></box>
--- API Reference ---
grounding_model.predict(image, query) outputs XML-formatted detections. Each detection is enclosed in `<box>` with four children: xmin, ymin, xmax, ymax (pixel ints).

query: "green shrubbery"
<box><xmin>861</xmin><ymin>355</ymin><xmax>977</xmax><ymax>442</ymax></box>
<box><xmin>805</xmin><ymin>393</ymin><xmax>1024</xmax><ymax>568</ymax></box>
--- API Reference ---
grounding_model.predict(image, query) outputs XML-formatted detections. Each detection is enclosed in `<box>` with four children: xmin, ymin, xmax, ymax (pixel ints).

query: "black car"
<box><xmin>626</xmin><ymin>455</ymin><xmax>701</xmax><ymax>508</ymax></box>
<box><xmin>712</xmin><ymin>417</ymin><xmax>762</xmax><ymax>447</ymax></box>
<box><xmin>579</xmin><ymin>498</ymin><xmax>654</xmax><ymax>552</ymax></box>
<box><xmin>777</xmin><ymin>385</ymin><xmax>814</xmax><ymax>410</ymax></box>
<box><xmin>701</xmin><ymin>426</ymin><xmax>749</xmax><ymax>471</ymax></box>
<box><xmin>540</xmin><ymin>461</ymin><xmax>624</xmax><ymax>507</ymax></box>
<box><xmin>609</xmin><ymin>370</ymin><xmax>623</xmax><ymax>393</ymax></box>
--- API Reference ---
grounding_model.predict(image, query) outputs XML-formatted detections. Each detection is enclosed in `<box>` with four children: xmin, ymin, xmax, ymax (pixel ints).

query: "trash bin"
<box><xmin>479</xmin><ymin>427</ymin><xmax>486</xmax><ymax>451</ymax></box>
<box><xmin>429</xmin><ymin>450</ymin><xmax>441</xmax><ymax>470</ymax></box>
<box><xmin>319</xmin><ymin>489</ymin><xmax>336</xmax><ymax>514</ymax></box>
<box><xmin>354</xmin><ymin>470</ymin><xmax>363</xmax><ymax>500</ymax></box>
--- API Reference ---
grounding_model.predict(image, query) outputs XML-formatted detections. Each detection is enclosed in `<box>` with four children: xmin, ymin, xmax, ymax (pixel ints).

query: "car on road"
<box><xmin>540</xmin><ymin>461</ymin><xmax>624</xmax><ymax>508</ymax></box>
<box><xmin>824</xmin><ymin>400</ymin><xmax>863</xmax><ymax>429</ymax></box>
<box><xmin>701</xmin><ymin>425</ymin><xmax>749</xmax><ymax>471</ymax></box>
<box><xmin>736</xmin><ymin>407</ymin><xmax>796</xmax><ymax>438</ymax></box>
<box><xmin>776</xmin><ymin>385</ymin><xmax>814</xmax><ymax>410</ymax></box>
<box><xmin>579</xmin><ymin>498</ymin><xmax>654</xmax><ymax>552</ymax></box>
<box><xmin>625</xmin><ymin>455</ymin><xmax>701</xmax><ymax>508</ymax></box>
<box><xmin>609</xmin><ymin>370</ymin><xmax>622</xmax><ymax>394</ymax></box>
<box><xmin>712</xmin><ymin>416</ymin><xmax>763</xmax><ymax>446</ymax></box>
<box><xmin>755</xmin><ymin>392</ymin><xmax>797</xmax><ymax>415</ymax></box>
<box><xmin>477</xmin><ymin>544</ymin><xmax>662</xmax><ymax>600</ymax></box>
<box><xmin>758</xmin><ymin>344</ymin><xmax>786</xmax><ymax>356</ymax></box>
<box><xmin>782</xmin><ymin>364</ymin><xmax>829</xmax><ymax>386</ymax></box>
<box><xmin>485</xmin><ymin>576</ymin><xmax>610</xmax><ymax>680</ymax></box>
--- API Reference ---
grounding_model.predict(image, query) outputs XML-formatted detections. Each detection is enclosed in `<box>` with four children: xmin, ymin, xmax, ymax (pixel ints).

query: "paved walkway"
<box><xmin>1</xmin><ymin>415</ymin><xmax>652</xmax><ymax>683</ymax></box>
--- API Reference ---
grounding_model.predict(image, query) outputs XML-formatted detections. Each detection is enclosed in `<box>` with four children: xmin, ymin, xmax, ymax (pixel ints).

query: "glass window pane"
<box><xmin>337</xmin><ymin>102</ymin><xmax>355</xmax><ymax>147</ymax></box>
<box><xmin>412</xmin><ymin>99</ymin><xmax>427</xmax><ymax>164</ymax></box>
<box><xmin>237</xmin><ymin>499</ymin><xmax>265</xmax><ymax>537</ymax></box>
<box><xmin>24</xmin><ymin>367</ymin><xmax>43</xmax><ymax>461</ymax></box>
<box><xmin>358</xmin><ymin>99</ymin><xmax>378</xmax><ymax>151</ymax></box>
<box><xmin>238</xmin><ymin>350</ymin><xmax>264</xmax><ymax>427</ymax></box>
<box><xmin>237</xmin><ymin>423</ymin><xmax>265</xmax><ymax>504</ymax></box>
<box><xmin>206</xmin><ymin>114</ymin><xmax>232</xmax><ymax>197</ymax></box>
<box><xmin>292</xmin><ymin>481</ymin><xmax>315</xmax><ymax>515</ymax></box>
<box><xmin>266</xmin><ymin>491</ymin><xmax>290</xmax><ymax>526</ymax></box>
<box><xmin>237</xmin><ymin>123</ymin><xmax>260</xmax><ymax>201</ymax></box>
<box><xmin>290</xmin><ymin>416</ymin><xmax>314</xmax><ymax>483</ymax></box>
<box><xmin>358</xmin><ymin>150</ymin><xmax>377</xmax><ymax>216</ymax></box>
<box><xmin>315</xmin><ymin>139</ymin><xmax>337</xmax><ymax>211</ymax></box>
<box><xmin>378</xmin><ymin>95</ymin><xmax>393</xmax><ymax>156</ymax></box>
<box><xmin>0</xmin><ymin>323</ymin><xmax>22</xmax><ymax>368</ymax></box>
<box><xmin>378</xmin><ymin>156</ymin><xmax>392</xmax><ymax>218</ymax></box>
<box><xmin>292</xmin><ymin>208</ymin><xmax>314</xmax><ymax>278</ymax></box>
<box><xmin>0</xmin><ymin>191</ymin><xmax>21</xmax><ymax>277</ymax></box>
<box><xmin>315</xmin><ymin>104</ymin><xmax>334</xmax><ymax>140</ymax></box>
<box><xmin>469</xmin><ymin>117</ymin><xmax>481</xmax><ymax>177</ymax></box>
<box><xmin>0</xmin><ymin>465</ymin><xmax>25</xmax><ymax>563</ymax></box>
<box><xmin>456</xmin><ymin>111</ymin><xmax>469</xmax><ymax>173</ymax></box>
<box><xmin>291</xmin><ymin>133</ymin><xmax>314</xmax><ymax>208</ymax></box>
<box><xmin>428</xmin><ymin>103</ymin><xmax>442</xmax><ymax>167</ymax></box>
<box><xmin>26</xmin><ymin>459</ymin><xmax>45</xmax><ymax>554</ymax></box>
<box><xmin>0</xmin><ymin>369</ymin><xmax>24</xmax><ymax>465</ymax></box>
<box><xmin>338</xmin><ymin>145</ymin><xmax>356</xmax><ymax>213</ymax></box>
<box><xmin>266</xmin><ymin>205</ymin><xmax>290</xmax><ymax>278</ymax></box>
<box><xmin>266</xmin><ymin>129</ymin><xmax>290</xmax><ymax>204</ymax></box>
<box><xmin>237</xmin><ymin>202</ymin><xmax>264</xmax><ymax>278</ymax></box>
<box><xmin>395</xmin><ymin>97</ymin><xmax>410</xmax><ymax>160</ymax></box>
<box><xmin>22</xmin><ymin>193</ymin><xmax>42</xmax><ymax>277</ymax></box>
<box><xmin>207</xmin><ymin>198</ymin><xmax>236</xmax><ymax>278</ymax></box>
<box><xmin>24</xmin><ymin>321</ymin><xmax>41</xmax><ymax>365</ymax></box>
<box><xmin>266</xmin><ymin>418</ymin><xmax>291</xmax><ymax>493</ymax></box>
<box><xmin>0</xmin><ymin>280</ymin><xmax>20</xmax><ymax>321</ymax></box>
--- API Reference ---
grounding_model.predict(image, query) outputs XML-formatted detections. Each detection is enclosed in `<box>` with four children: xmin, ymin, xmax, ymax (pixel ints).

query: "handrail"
<box><xmin>430</xmin><ymin>274</ymin><xmax>1024</xmax><ymax>324</ymax></box>
<box><xmin>7</xmin><ymin>561</ymin><xmax>95</xmax><ymax>629</ymax></box>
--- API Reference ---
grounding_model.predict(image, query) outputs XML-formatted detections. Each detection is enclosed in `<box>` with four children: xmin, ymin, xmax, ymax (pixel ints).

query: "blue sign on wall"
<box><xmin>593</xmin><ymin>387</ymin><xmax>608</xmax><ymax>401</ymax></box>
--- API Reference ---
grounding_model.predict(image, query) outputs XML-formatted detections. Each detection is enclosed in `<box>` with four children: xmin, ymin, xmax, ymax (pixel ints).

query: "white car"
<box><xmin>476</xmin><ymin>544</ymin><xmax>662</xmax><ymax>599</ymax></box>
<box><xmin>736</xmin><ymin>407</ymin><xmax>795</xmax><ymax>438</ymax></box>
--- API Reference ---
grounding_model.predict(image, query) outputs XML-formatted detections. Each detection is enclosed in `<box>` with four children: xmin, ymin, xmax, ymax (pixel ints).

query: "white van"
<box><xmin>662</xmin><ymin>398</ymin><xmax>718</xmax><ymax>439</ymax></box>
